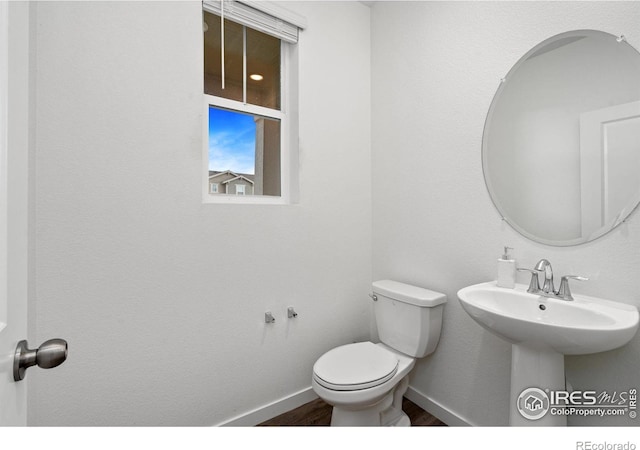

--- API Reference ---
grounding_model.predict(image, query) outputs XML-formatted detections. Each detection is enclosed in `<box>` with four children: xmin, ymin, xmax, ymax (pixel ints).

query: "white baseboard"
<box><xmin>214</xmin><ymin>387</ymin><xmax>319</xmax><ymax>427</ymax></box>
<box><xmin>405</xmin><ymin>385</ymin><xmax>475</xmax><ymax>427</ymax></box>
<box><xmin>215</xmin><ymin>384</ymin><xmax>472</xmax><ymax>427</ymax></box>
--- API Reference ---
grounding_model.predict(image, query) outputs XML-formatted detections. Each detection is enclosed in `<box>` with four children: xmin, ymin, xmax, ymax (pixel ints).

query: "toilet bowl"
<box><xmin>313</xmin><ymin>342</ymin><xmax>416</xmax><ymax>426</ymax></box>
<box><xmin>311</xmin><ymin>280</ymin><xmax>446</xmax><ymax>426</ymax></box>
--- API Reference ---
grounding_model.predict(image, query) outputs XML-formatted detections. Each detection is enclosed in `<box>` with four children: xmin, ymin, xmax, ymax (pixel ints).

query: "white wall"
<box><xmin>371</xmin><ymin>1</ymin><xmax>640</xmax><ymax>426</ymax></box>
<box><xmin>29</xmin><ymin>1</ymin><xmax>371</xmax><ymax>425</ymax></box>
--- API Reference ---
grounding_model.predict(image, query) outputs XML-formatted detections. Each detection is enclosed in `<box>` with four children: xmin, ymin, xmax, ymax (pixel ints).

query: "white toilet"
<box><xmin>312</xmin><ymin>280</ymin><xmax>446</xmax><ymax>426</ymax></box>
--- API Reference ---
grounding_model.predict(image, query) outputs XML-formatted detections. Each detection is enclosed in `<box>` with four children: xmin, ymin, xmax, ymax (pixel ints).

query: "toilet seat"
<box><xmin>313</xmin><ymin>342</ymin><xmax>399</xmax><ymax>391</ymax></box>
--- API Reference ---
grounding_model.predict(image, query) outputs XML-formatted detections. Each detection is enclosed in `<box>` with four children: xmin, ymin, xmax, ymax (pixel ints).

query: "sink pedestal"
<box><xmin>509</xmin><ymin>344</ymin><xmax>566</xmax><ymax>426</ymax></box>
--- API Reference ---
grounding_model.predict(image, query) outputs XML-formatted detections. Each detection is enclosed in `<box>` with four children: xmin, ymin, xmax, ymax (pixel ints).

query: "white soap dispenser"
<box><xmin>497</xmin><ymin>246</ymin><xmax>516</xmax><ymax>288</ymax></box>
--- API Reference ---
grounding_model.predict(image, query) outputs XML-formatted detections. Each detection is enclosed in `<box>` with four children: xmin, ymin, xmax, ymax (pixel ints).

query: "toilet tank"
<box><xmin>372</xmin><ymin>280</ymin><xmax>447</xmax><ymax>358</ymax></box>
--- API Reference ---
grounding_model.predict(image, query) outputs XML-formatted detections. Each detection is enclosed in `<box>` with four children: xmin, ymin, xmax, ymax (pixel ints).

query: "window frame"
<box><xmin>202</xmin><ymin>7</ymin><xmax>297</xmax><ymax>205</ymax></box>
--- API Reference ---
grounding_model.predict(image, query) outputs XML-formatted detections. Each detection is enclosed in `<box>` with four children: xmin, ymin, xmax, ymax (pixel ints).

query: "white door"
<box><xmin>580</xmin><ymin>100</ymin><xmax>640</xmax><ymax>239</ymax></box>
<box><xmin>0</xmin><ymin>1</ymin><xmax>30</xmax><ymax>426</ymax></box>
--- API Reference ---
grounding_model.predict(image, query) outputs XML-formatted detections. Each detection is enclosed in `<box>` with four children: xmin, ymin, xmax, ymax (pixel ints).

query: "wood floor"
<box><xmin>258</xmin><ymin>397</ymin><xmax>446</xmax><ymax>426</ymax></box>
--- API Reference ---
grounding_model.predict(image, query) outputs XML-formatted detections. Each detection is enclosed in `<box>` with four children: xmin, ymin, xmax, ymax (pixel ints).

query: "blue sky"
<box><xmin>208</xmin><ymin>107</ymin><xmax>256</xmax><ymax>175</ymax></box>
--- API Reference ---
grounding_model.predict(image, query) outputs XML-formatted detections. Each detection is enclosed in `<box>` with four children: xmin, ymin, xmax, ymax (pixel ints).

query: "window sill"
<box><xmin>202</xmin><ymin>193</ymin><xmax>289</xmax><ymax>205</ymax></box>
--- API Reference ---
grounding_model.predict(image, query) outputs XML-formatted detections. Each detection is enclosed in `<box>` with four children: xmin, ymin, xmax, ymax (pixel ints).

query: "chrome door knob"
<box><xmin>13</xmin><ymin>339</ymin><xmax>68</xmax><ymax>382</ymax></box>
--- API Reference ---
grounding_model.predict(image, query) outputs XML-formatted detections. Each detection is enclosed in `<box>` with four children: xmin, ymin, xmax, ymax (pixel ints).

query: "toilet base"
<box><xmin>389</xmin><ymin>413</ymin><xmax>411</xmax><ymax>427</ymax></box>
<box><xmin>328</xmin><ymin>376</ymin><xmax>411</xmax><ymax>427</ymax></box>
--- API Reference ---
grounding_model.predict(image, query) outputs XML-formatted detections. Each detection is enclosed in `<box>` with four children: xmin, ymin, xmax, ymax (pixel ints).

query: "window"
<box><xmin>202</xmin><ymin>1</ymin><xmax>305</xmax><ymax>204</ymax></box>
<box><xmin>209</xmin><ymin>182</ymin><xmax>219</xmax><ymax>194</ymax></box>
<box><xmin>208</xmin><ymin>106</ymin><xmax>280</xmax><ymax>196</ymax></box>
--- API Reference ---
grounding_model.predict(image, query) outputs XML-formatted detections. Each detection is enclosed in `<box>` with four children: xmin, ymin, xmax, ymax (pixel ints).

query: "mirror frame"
<box><xmin>482</xmin><ymin>29</ymin><xmax>640</xmax><ymax>246</ymax></box>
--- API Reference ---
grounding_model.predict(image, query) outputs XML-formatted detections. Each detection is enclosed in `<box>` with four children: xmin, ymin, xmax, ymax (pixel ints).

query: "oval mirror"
<box><xmin>483</xmin><ymin>30</ymin><xmax>640</xmax><ymax>246</ymax></box>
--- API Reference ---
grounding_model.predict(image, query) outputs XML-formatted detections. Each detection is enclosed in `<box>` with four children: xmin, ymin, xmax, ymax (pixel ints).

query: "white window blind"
<box><xmin>202</xmin><ymin>0</ymin><xmax>305</xmax><ymax>44</ymax></box>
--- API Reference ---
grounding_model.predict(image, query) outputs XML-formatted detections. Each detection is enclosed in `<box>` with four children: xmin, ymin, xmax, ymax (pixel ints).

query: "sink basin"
<box><xmin>457</xmin><ymin>281</ymin><xmax>639</xmax><ymax>355</ymax></box>
<box><xmin>458</xmin><ymin>281</ymin><xmax>639</xmax><ymax>426</ymax></box>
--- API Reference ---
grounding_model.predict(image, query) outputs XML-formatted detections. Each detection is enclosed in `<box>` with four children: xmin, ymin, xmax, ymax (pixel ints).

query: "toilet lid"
<box><xmin>313</xmin><ymin>342</ymin><xmax>399</xmax><ymax>391</ymax></box>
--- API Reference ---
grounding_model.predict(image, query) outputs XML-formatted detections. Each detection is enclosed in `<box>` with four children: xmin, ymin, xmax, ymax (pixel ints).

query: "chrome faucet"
<box><xmin>534</xmin><ymin>259</ymin><xmax>554</xmax><ymax>294</ymax></box>
<box><xmin>518</xmin><ymin>259</ymin><xmax>588</xmax><ymax>301</ymax></box>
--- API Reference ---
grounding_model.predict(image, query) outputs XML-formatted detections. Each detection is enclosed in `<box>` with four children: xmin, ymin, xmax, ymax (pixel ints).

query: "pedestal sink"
<box><xmin>457</xmin><ymin>281</ymin><xmax>639</xmax><ymax>426</ymax></box>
